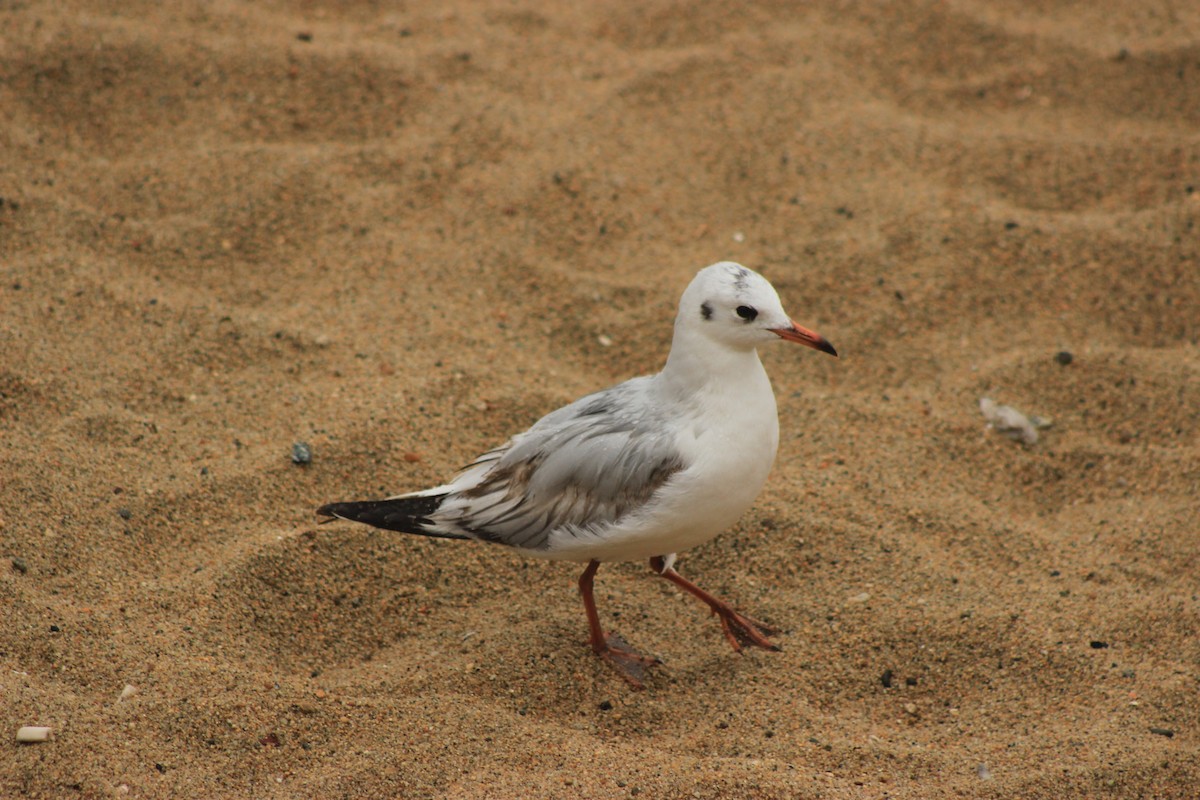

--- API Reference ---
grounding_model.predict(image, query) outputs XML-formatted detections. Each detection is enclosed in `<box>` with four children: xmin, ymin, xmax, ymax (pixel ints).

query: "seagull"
<box><xmin>317</xmin><ymin>261</ymin><xmax>837</xmax><ymax>687</ymax></box>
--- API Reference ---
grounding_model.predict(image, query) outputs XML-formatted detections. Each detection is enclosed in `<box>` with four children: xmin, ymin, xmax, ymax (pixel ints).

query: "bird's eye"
<box><xmin>735</xmin><ymin>305</ymin><xmax>758</xmax><ymax>321</ymax></box>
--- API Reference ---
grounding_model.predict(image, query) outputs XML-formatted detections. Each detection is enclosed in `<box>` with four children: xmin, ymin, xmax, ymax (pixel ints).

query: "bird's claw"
<box><xmin>714</xmin><ymin>608</ymin><xmax>781</xmax><ymax>652</ymax></box>
<box><xmin>595</xmin><ymin>632</ymin><xmax>661</xmax><ymax>689</ymax></box>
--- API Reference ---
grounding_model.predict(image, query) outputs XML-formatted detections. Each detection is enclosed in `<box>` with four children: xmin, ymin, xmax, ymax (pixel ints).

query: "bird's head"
<box><xmin>677</xmin><ymin>262</ymin><xmax>837</xmax><ymax>356</ymax></box>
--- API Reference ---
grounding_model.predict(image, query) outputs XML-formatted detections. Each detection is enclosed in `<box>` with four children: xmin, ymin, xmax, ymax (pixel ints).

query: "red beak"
<box><xmin>772</xmin><ymin>320</ymin><xmax>838</xmax><ymax>357</ymax></box>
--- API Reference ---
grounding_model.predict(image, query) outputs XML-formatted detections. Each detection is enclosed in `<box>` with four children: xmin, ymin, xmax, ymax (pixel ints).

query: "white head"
<box><xmin>675</xmin><ymin>262</ymin><xmax>837</xmax><ymax>356</ymax></box>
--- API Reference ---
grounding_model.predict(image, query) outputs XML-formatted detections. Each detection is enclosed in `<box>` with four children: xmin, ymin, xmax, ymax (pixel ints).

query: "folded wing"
<box><xmin>427</xmin><ymin>377</ymin><xmax>686</xmax><ymax>550</ymax></box>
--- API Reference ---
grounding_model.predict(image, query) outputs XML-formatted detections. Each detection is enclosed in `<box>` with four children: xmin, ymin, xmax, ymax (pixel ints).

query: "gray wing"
<box><xmin>427</xmin><ymin>377</ymin><xmax>686</xmax><ymax>550</ymax></box>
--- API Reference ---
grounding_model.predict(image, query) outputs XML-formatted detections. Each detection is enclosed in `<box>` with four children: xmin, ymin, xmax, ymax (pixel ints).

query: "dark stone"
<box><xmin>292</xmin><ymin>442</ymin><xmax>313</xmax><ymax>465</ymax></box>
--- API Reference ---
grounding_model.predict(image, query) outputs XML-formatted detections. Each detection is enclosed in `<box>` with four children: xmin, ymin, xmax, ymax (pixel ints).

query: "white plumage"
<box><xmin>318</xmin><ymin>261</ymin><xmax>836</xmax><ymax>686</ymax></box>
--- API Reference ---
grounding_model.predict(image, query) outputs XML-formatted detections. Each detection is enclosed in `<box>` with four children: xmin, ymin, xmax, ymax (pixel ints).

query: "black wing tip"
<box><xmin>315</xmin><ymin>502</ymin><xmax>346</xmax><ymax>521</ymax></box>
<box><xmin>312</xmin><ymin>495</ymin><xmax>469</xmax><ymax>540</ymax></box>
<box><xmin>315</xmin><ymin>500</ymin><xmax>387</xmax><ymax>524</ymax></box>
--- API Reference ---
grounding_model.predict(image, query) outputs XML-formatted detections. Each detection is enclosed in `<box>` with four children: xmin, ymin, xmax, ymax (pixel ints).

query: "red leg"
<box><xmin>649</xmin><ymin>556</ymin><xmax>780</xmax><ymax>652</ymax></box>
<box><xmin>578</xmin><ymin>560</ymin><xmax>660</xmax><ymax>687</ymax></box>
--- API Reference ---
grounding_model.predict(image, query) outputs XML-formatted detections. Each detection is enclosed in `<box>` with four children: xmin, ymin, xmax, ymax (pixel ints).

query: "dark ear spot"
<box><xmin>700</xmin><ymin>301</ymin><xmax>713</xmax><ymax>321</ymax></box>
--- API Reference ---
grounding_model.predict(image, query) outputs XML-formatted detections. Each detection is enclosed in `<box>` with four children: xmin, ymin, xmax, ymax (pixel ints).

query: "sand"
<box><xmin>3</xmin><ymin>1</ymin><xmax>1198</xmax><ymax>797</ymax></box>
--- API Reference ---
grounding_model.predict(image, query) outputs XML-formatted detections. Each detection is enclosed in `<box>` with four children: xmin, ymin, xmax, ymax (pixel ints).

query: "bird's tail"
<box><xmin>316</xmin><ymin>494</ymin><xmax>469</xmax><ymax>540</ymax></box>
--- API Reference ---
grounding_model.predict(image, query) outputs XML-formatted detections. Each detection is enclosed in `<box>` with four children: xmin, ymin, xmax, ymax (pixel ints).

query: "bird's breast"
<box><xmin>665</xmin><ymin>368</ymin><xmax>779</xmax><ymax>522</ymax></box>
<box><xmin>685</xmin><ymin>387</ymin><xmax>778</xmax><ymax>485</ymax></box>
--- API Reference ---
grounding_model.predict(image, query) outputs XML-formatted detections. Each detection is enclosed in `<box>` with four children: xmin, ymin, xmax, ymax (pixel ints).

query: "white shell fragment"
<box><xmin>979</xmin><ymin>397</ymin><xmax>1050</xmax><ymax>445</ymax></box>
<box><xmin>119</xmin><ymin>684</ymin><xmax>137</xmax><ymax>701</ymax></box>
<box><xmin>16</xmin><ymin>726</ymin><xmax>52</xmax><ymax>743</ymax></box>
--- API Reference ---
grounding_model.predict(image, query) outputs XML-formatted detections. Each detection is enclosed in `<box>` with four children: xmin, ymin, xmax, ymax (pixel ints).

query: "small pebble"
<box><xmin>977</xmin><ymin>764</ymin><xmax>993</xmax><ymax>780</ymax></box>
<box><xmin>880</xmin><ymin>669</ymin><xmax>894</xmax><ymax>688</ymax></box>
<box><xmin>1055</xmin><ymin>350</ymin><xmax>1074</xmax><ymax>366</ymax></box>
<box><xmin>1149</xmin><ymin>727</ymin><xmax>1175</xmax><ymax>738</ymax></box>
<box><xmin>11</xmin><ymin>557</ymin><xmax>27</xmax><ymax>574</ymax></box>
<box><xmin>117</xmin><ymin>508</ymin><xmax>132</xmax><ymax>520</ymax></box>
<box><xmin>979</xmin><ymin>397</ymin><xmax>1048</xmax><ymax>445</ymax></box>
<box><xmin>291</xmin><ymin>442</ymin><xmax>312</xmax><ymax>466</ymax></box>
<box><xmin>1090</xmin><ymin>640</ymin><xmax>1110</xmax><ymax>649</ymax></box>
<box><xmin>597</xmin><ymin>334</ymin><xmax>613</xmax><ymax>347</ymax></box>
<box><xmin>119</xmin><ymin>684</ymin><xmax>137</xmax><ymax>701</ymax></box>
<box><xmin>16</xmin><ymin>726</ymin><xmax>51</xmax><ymax>743</ymax></box>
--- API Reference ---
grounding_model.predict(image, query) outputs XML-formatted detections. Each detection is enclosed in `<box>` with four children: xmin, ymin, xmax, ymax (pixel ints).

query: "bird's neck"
<box><xmin>659</xmin><ymin>328</ymin><xmax>769</xmax><ymax>400</ymax></box>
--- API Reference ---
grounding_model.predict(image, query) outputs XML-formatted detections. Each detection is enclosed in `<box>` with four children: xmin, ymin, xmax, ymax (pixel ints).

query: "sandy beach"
<box><xmin>3</xmin><ymin>1</ymin><xmax>1198</xmax><ymax>797</ymax></box>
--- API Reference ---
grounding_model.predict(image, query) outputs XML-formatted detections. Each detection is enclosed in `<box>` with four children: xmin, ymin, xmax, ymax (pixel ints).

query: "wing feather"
<box><xmin>428</xmin><ymin>378</ymin><xmax>685</xmax><ymax>550</ymax></box>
